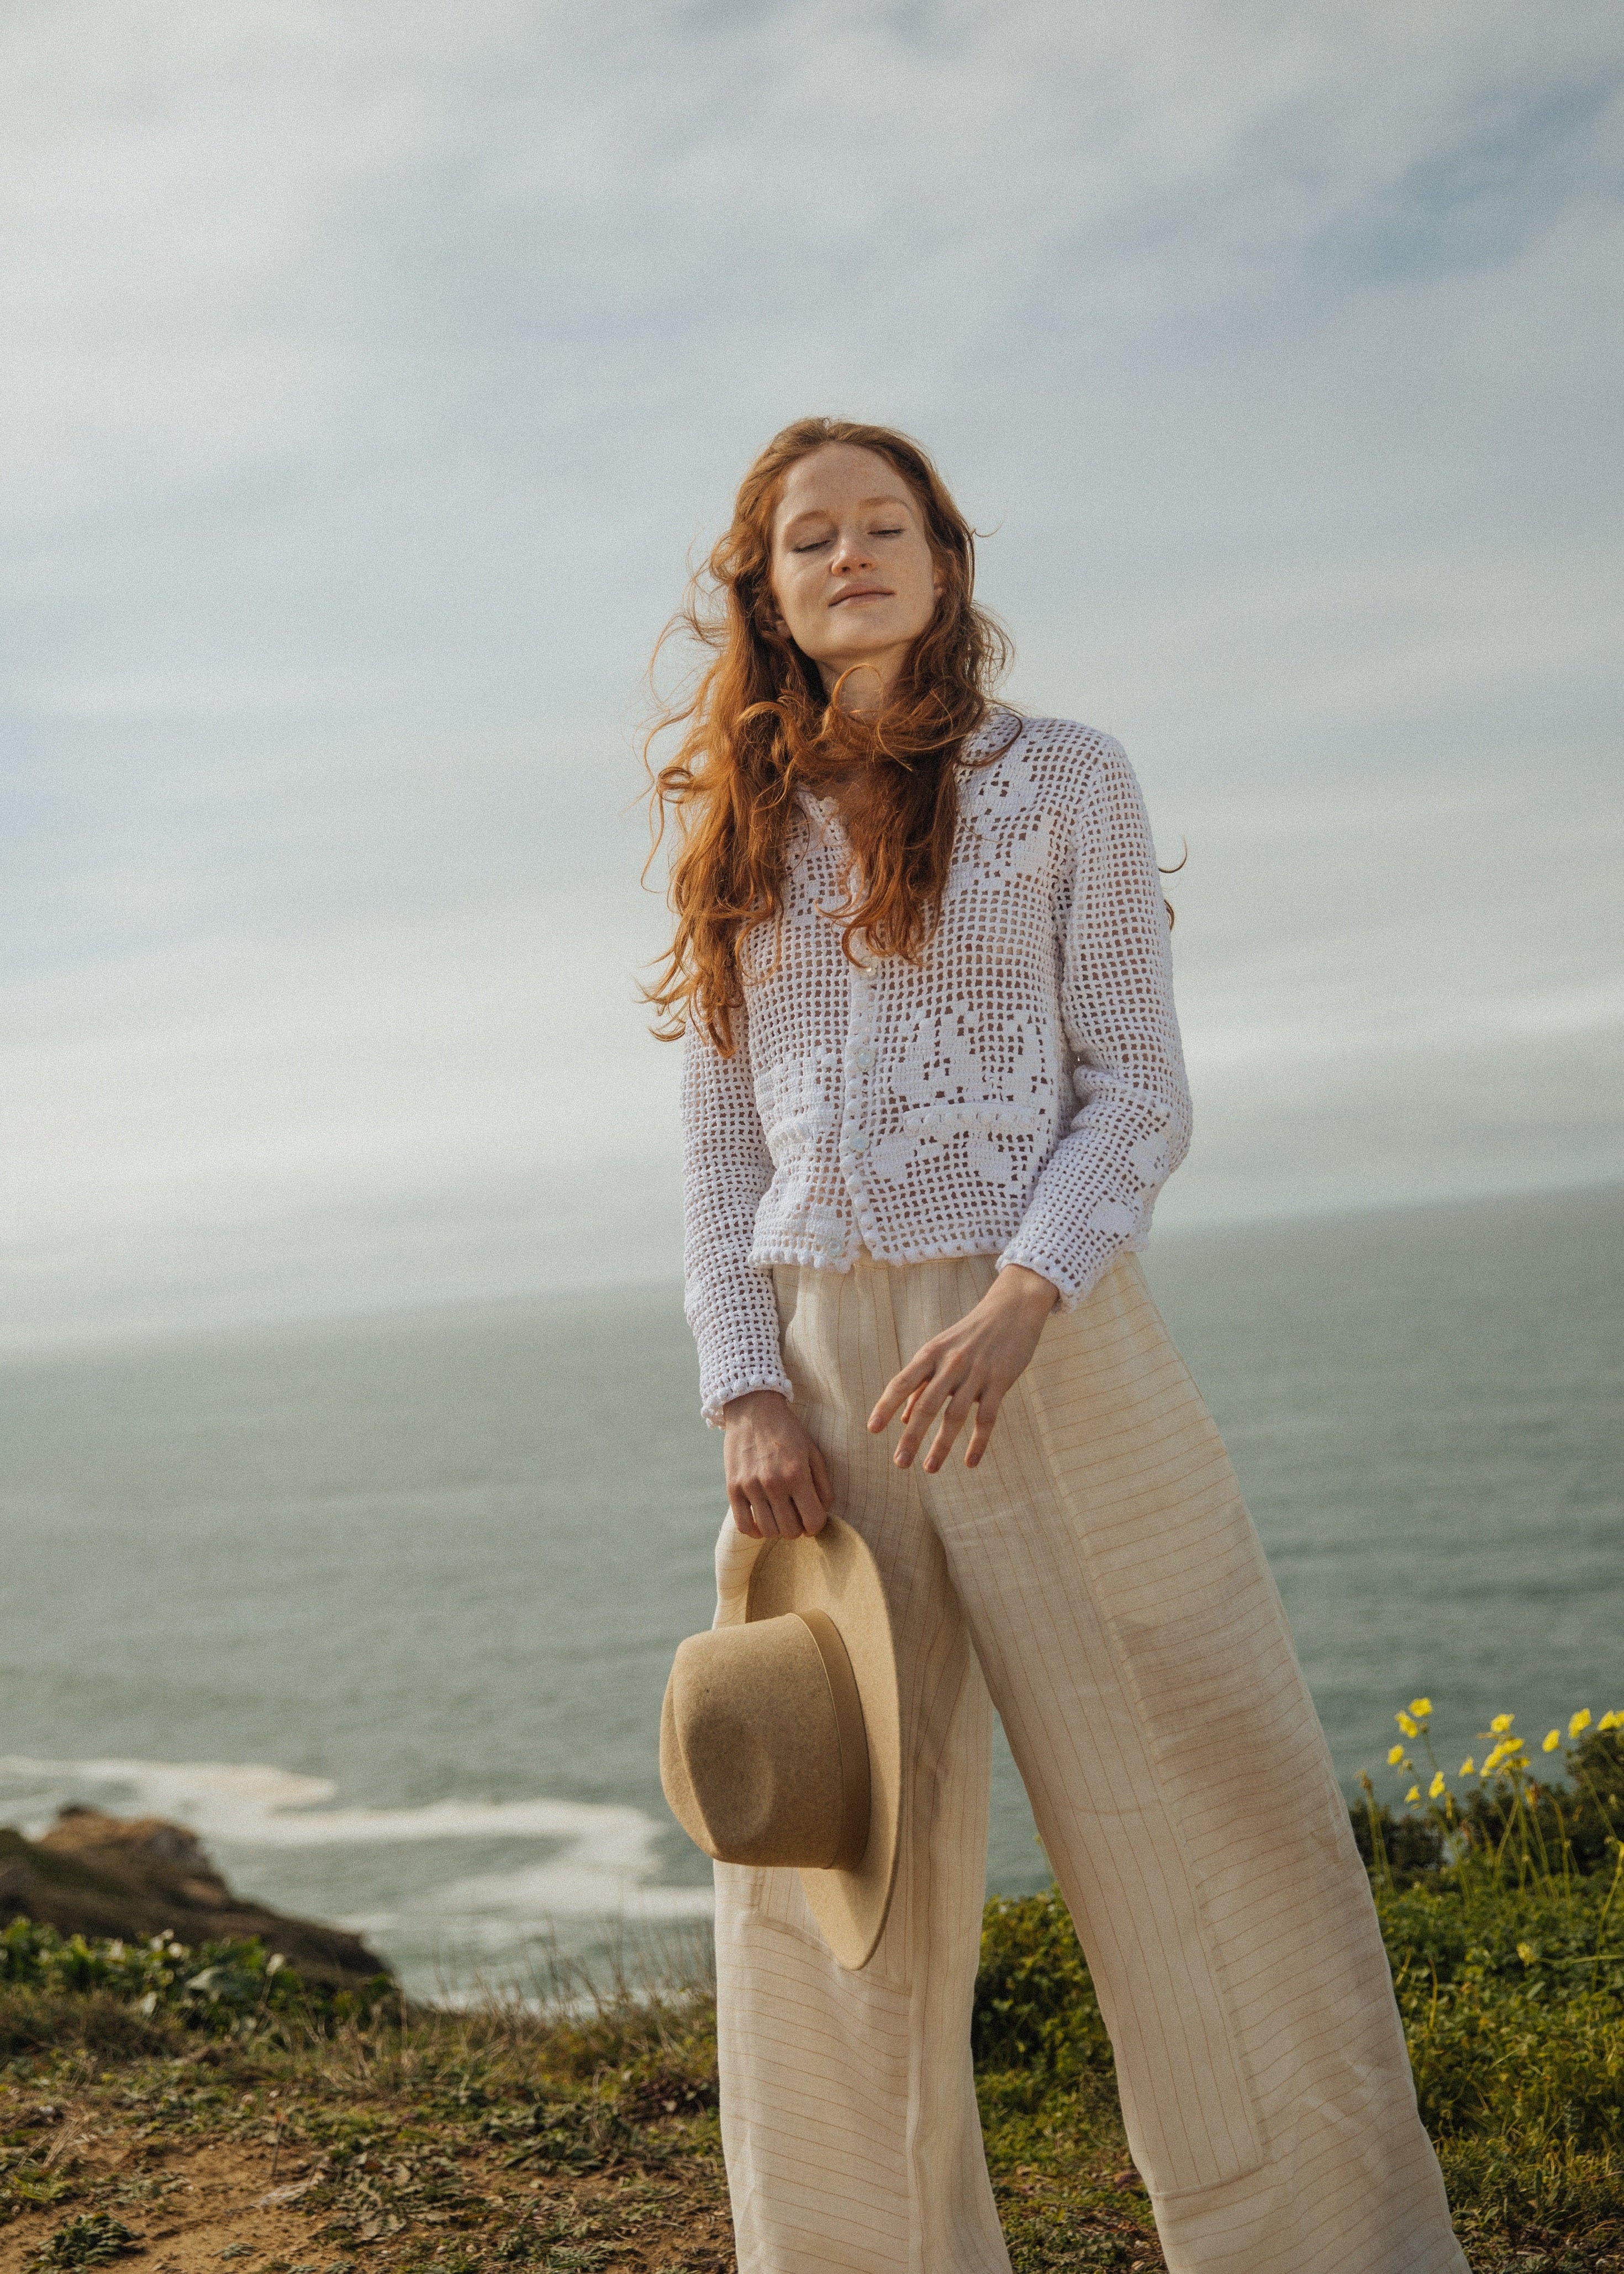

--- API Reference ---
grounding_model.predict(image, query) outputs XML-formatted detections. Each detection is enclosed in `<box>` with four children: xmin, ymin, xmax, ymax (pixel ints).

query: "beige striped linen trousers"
<box><xmin>710</xmin><ymin>1251</ymin><xmax>1467</xmax><ymax>2274</ymax></box>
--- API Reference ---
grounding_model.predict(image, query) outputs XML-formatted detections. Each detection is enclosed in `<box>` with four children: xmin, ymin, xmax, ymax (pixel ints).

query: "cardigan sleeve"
<box><xmin>998</xmin><ymin>738</ymin><xmax>1193</xmax><ymax>1307</ymax></box>
<box><xmin>682</xmin><ymin>1006</ymin><xmax>795</xmax><ymax>1425</ymax></box>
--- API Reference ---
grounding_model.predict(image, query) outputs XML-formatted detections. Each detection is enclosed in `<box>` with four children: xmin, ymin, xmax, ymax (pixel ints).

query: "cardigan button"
<box><xmin>848</xmin><ymin>1131</ymin><xmax>870</xmax><ymax>1156</ymax></box>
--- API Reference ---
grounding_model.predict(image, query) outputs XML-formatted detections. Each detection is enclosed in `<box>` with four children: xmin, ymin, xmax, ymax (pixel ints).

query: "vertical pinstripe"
<box><xmin>710</xmin><ymin>1253</ymin><xmax>1467</xmax><ymax>2274</ymax></box>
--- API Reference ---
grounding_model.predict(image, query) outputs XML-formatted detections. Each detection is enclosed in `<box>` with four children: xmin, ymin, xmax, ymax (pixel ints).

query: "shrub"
<box><xmin>32</xmin><ymin>2216</ymin><xmax>144</xmax><ymax>2268</ymax></box>
<box><xmin>973</xmin><ymin>1890</ymin><xmax>1112</xmax><ymax>2083</ymax></box>
<box><xmin>0</xmin><ymin>1918</ymin><xmax>394</xmax><ymax>2040</ymax></box>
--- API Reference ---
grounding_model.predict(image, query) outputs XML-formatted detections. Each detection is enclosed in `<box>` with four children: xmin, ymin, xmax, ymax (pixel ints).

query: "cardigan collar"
<box><xmin>793</xmin><ymin>708</ymin><xmax>1025</xmax><ymax>841</ymax></box>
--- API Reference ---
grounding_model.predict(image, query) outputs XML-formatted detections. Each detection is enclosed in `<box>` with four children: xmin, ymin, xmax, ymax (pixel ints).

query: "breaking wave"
<box><xmin>0</xmin><ymin>1755</ymin><xmax>714</xmax><ymax>1944</ymax></box>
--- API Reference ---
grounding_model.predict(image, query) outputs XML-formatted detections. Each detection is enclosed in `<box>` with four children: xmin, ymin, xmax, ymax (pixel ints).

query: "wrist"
<box><xmin>722</xmin><ymin>1388</ymin><xmax>790</xmax><ymax>1426</ymax></box>
<box><xmin>994</xmin><ymin>1263</ymin><xmax>1060</xmax><ymax>1316</ymax></box>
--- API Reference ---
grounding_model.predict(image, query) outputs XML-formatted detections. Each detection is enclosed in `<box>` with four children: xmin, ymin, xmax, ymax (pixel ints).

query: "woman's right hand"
<box><xmin>722</xmin><ymin>1391</ymin><xmax>834</xmax><ymax>1539</ymax></box>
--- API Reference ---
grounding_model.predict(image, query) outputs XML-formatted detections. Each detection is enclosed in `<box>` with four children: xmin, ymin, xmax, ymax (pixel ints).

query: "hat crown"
<box><xmin>664</xmin><ymin>1614</ymin><xmax>850</xmax><ymax>1869</ymax></box>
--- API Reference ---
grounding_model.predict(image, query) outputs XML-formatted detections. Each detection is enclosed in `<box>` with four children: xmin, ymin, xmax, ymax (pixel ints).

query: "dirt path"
<box><xmin>0</xmin><ymin>2079</ymin><xmax>735</xmax><ymax>2274</ymax></box>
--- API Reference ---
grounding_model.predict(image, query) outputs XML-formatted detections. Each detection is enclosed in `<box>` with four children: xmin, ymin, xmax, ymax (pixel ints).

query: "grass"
<box><xmin>0</xmin><ymin>1976</ymin><xmax>734</xmax><ymax>2274</ymax></box>
<box><xmin>1358</xmin><ymin>1709</ymin><xmax>1624</xmax><ymax>2271</ymax></box>
<box><xmin>2</xmin><ymin>1712</ymin><xmax>1622</xmax><ymax>2273</ymax></box>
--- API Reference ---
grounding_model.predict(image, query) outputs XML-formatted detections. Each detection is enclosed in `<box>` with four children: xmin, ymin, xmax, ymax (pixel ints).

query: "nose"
<box><xmin>829</xmin><ymin>525</ymin><xmax>876</xmax><ymax>575</ymax></box>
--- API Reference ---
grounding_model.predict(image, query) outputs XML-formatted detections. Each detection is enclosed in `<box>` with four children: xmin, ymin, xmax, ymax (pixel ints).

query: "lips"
<box><xmin>830</xmin><ymin>587</ymin><xmax>893</xmax><ymax>607</ymax></box>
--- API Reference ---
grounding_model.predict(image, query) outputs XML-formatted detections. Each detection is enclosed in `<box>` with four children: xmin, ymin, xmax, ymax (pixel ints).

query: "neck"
<box><xmin>820</xmin><ymin>654</ymin><xmax>899</xmax><ymax>715</ymax></box>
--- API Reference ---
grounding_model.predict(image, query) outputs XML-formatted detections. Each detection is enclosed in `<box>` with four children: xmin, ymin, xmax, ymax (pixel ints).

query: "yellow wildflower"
<box><xmin>1409</xmin><ymin>1697</ymin><xmax>1432</xmax><ymax>1719</ymax></box>
<box><xmin>1396</xmin><ymin>1713</ymin><xmax>1419</xmax><ymax>1739</ymax></box>
<box><xmin>1570</xmin><ymin>1709</ymin><xmax>1593</xmax><ymax>1739</ymax></box>
<box><xmin>1600</xmin><ymin>1711</ymin><xmax>1623</xmax><ymax>1733</ymax></box>
<box><xmin>1460</xmin><ymin>1757</ymin><xmax>1475</xmax><ymax>1775</ymax></box>
<box><xmin>1490</xmin><ymin>1713</ymin><xmax>1514</xmax><ymax>1733</ymax></box>
<box><xmin>1405</xmin><ymin>1785</ymin><xmax>1420</xmax><ymax>1803</ymax></box>
<box><xmin>1543</xmin><ymin>1729</ymin><xmax>1561</xmax><ymax>1752</ymax></box>
<box><xmin>1387</xmin><ymin>1744</ymin><xmax>1405</xmax><ymax>1765</ymax></box>
<box><xmin>1428</xmin><ymin>1771</ymin><xmax>1446</xmax><ymax>1799</ymax></box>
<box><xmin>1516</xmin><ymin>1943</ymin><xmax>1537</xmax><ymax>1965</ymax></box>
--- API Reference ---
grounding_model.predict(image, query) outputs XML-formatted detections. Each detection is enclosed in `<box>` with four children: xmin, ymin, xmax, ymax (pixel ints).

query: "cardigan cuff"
<box><xmin>996</xmin><ymin>1230</ymin><xmax>1121</xmax><ymax>1315</ymax></box>
<box><xmin>699</xmin><ymin>1368</ymin><xmax>796</xmax><ymax>1430</ymax></box>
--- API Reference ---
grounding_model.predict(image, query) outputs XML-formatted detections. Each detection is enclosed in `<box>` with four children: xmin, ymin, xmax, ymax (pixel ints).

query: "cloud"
<box><xmin>1311</xmin><ymin>74</ymin><xmax>1622</xmax><ymax>285</ymax></box>
<box><xmin>2</xmin><ymin>0</ymin><xmax>1621</xmax><ymax>1342</ymax></box>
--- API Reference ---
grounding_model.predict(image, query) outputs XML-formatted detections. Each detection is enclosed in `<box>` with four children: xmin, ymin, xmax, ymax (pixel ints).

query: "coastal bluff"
<box><xmin>0</xmin><ymin>1807</ymin><xmax>389</xmax><ymax>1987</ymax></box>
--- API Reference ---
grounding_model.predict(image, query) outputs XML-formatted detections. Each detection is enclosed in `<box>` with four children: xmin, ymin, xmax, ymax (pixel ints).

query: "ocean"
<box><xmin>2</xmin><ymin>1182</ymin><xmax>1619</xmax><ymax>2001</ymax></box>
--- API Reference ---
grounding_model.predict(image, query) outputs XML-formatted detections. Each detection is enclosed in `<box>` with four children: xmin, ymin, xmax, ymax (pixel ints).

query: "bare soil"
<box><xmin>0</xmin><ymin>2073</ymin><xmax>734</xmax><ymax>2274</ymax></box>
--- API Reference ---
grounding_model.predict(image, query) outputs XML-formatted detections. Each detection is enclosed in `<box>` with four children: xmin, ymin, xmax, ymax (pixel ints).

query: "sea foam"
<box><xmin>0</xmin><ymin>1755</ymin><xmax>713</xmax><ymax>1929</ymax></box>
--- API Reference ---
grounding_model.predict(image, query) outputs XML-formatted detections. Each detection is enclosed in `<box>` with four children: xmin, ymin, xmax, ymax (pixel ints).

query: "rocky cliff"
<box><xmin>0</xmin><ymin>1807</ymin><xmax>389</xmax><ymax>1986</ymax></box>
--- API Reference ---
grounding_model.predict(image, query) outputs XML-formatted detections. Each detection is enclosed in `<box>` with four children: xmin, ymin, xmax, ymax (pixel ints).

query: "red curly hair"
<box><xmin>643</xmin><ymin>418</ymin><xmax>1015</xmax><ymax>1052</ymax></box>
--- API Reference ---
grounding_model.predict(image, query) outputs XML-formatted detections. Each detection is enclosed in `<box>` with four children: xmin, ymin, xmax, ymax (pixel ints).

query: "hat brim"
<box><xmin>734</xmin><ymin>1513</ymin><xmax>901</xmax><ymax>1971</ymax></box>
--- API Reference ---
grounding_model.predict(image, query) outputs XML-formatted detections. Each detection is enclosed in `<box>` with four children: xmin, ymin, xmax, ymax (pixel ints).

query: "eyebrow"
<box><xmin>779</xmin><ymin>494</ymin><xmax>915</xmax><ymax>531</ymax></box>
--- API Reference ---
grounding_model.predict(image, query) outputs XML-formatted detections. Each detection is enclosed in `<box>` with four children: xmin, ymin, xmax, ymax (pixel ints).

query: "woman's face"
<box><xmin>767</xmin><ymin>443</ymin><xmax>943</xmax><ymax>706</ymax></box>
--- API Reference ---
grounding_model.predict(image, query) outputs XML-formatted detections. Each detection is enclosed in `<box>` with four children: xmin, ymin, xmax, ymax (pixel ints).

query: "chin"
<box><xmin>819</xmin><ymin>628</ymin><xmax>917</xmax><ymax>670</ymax></box>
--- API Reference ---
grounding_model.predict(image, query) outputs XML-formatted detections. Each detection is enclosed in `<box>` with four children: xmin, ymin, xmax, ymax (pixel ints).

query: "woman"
<box><xmin>647</xmin><ymin>418</ymin><xmax>1465</xmax><ymax>2274</ymax></box>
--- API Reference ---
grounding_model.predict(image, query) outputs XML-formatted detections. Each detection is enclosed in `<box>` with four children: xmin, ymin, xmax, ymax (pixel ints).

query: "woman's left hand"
<box><xmin>867</xmin><ymin>1264</ymin><xmax>1059</xmax><ymax>1473</ymax></box>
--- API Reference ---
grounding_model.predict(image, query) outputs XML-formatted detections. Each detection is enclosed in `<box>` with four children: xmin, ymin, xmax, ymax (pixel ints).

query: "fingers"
<box><xmin>753</xmin><ymin>1477</ymin><xmax>830</xmax><ymax>1538</ymax></box>
<box><xmin>734</xmin><ymin>1481</ymin><xmax>827</xmax><ymax>1538</ymax></box>
<box><xmin>758</xmin><ymin>1476</ymin><xmax>807</xmax><ymax>1538</ymax></box>
<box><xmin>893</xmin><ymin>1363</ymin><xmax>964</xmax><ymax>1469</ymax></box>
<box><xmin>728</xmin><ymin>1476</ymin><xmax>793</xmax><ymax>1538</ymax></box>
<box><xmin>921</xmin><ymin>1383</ymin><xmax>976</xmax><ymax>1474</ymax></box>
<box><xmin>963</xmin><ymin>1386</ymin><xmax>1004</xmax><ymax>1470</ymax></box>
<box><xmin>809</xmin><ymin>1440</ymin><xmax>835</xmax><ymax>1511</ymax></box>
<box><xmin>793</xmin><ymin>1478</ymin><xmax>830</xmax><ymax>1536</ymax></box>
<box><xmin>873</xmin><ymin>1290</ymin><xmax>1050</xmax><ymax>1471</ymax></box>
<box><xmin>724</xmin><ymin>1394</ymin><xmax>831</xmax><ymax>1540</ymax></box>
<box><xmin>882</xmin><ymin>1348</ymin><xmax>1014</xmax><ymax>1471</ymax></box>
<box><xmin>875</xmin><ymin>1326</ymin><xmax>979</xmax><ymax>1464</ymax></box>
<box><xmin>728</xmin><ymin>1456</ymin><xmax>821</xmax><ymax>1539</ymax></box>
<box><xmin>744</xmin><ymin>1445</ymin><xmax>832</xmax><ymax>1540</ymax></box>
<box><xmin>867</xmin><ymin>1349</ymin><xmax>937</xmax><ymax>1434</ymax></box>
<box><xmin>723</xmin><ymin>1401</ymin><xmax>827</xmax><ymax>1546</ymax></box>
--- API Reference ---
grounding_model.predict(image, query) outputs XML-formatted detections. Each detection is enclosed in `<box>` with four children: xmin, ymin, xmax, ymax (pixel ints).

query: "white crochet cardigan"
<box><xmin>681</xmin><ymin>711</ymin><xmax>1192</xmax><ymax>1423</ymax></box>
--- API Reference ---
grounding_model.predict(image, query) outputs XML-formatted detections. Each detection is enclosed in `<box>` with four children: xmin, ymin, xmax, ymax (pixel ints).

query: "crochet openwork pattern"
<box><xmin>681</xmin><ymin>713</ymin><xmax>1193</xmax><ymax>1421</ymax></box>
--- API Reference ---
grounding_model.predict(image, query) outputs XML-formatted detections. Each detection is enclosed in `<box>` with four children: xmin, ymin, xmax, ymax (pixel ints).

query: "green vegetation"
<box><xmin>33</xmin><ymin>2215</ymin><xmax>144</xmax><ymax>2269</ymax></box>
<box><xmin>1356</xmin><ymin>1707</ymin><xmax>1624</xmax><ymax>2268</ymax></box>
<box><xmin>0</xmin><ymin>1920</ymin><xmax>394</xmax><ymax>2051</ymax></box>
<box><xmin>0</xmin><ymin>1971</ymin><xmax>732</xmax><ymax>2274</ymax></box>
<box><xmin>969</xmin><ymin>1707</ymin><xmax>1624</xmax><ymax>2270</ymax></box>
<box><xmin>2</xmin><ymin>1710</ymin><xmax>1621</xmax><ymax>2272</ymax></box>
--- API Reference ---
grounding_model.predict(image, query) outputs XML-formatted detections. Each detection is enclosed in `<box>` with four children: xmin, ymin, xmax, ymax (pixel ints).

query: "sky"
<box><xmin>3</xmin><ymin>0</ymin><xmax>1622</xmax><ymax>1349</ymax></box>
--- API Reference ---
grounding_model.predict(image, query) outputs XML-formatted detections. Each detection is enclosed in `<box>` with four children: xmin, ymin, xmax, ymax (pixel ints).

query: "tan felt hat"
<box><xmin>660</xmin><ymin>1514</ymin><xmax>901</xmax><ymax>1971</ymax></box>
